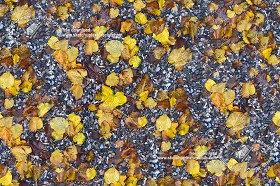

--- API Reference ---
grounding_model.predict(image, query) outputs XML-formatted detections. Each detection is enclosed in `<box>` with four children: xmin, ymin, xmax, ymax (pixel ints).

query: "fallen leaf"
<box><xmin>272</xmin><ymin>111</ymin><xmax>280</xmax><ymax>127</ymax></box>
<box><xmin>168</xmin><ymin>46</ymin><xmax>192</xmax><ymax>70</ymax></box>
<box><xmin>50</xmin><ymin>117</ymin><xmax>69</xmax><ymax>140</ymax></box>
<box><xmin>105</xmin><ymin>72</ymin><xmax>119</xmax><ymax>87</ymax></box>
<box><xmin>226</xmin><ymin>112</ymin><xmax>250</xmax><ymax>132</ymax></box>
<box><xmin>104</xmin><ymin>167</ymin><xmax>120</xmax><ymax>184</ymax></box>
<box><xmin>11</xmin><ymin>146</ymin><xmax>32</xmax><ymax>162</ymax></box>
<box><xmin>73</xmin><ymin>132</ymin><xmax>86</xmax><ymax>145</ymax></box>
<box><xmin>105</xmin><ymin>40</ymin><xmax>124</xmax><ymax>63</ymax></box>
<box><xmin>0</xmin><ymin>71</ymin><xmax>15</xmax><ymax>90</ymax></box>
<box><xmin>156</xmin><ymin>114</ymin><xmax>171</xmax><ymax>132</ymax></box>
<box><xmin>37</xmin><ymin>103</ymin><xmax>52</xmax><ymax>117</ymax></box>
<box><xmin>11</xmin><ymin>4</ymin><xmax>35</xmax><ymax>28</ymax></box>
<box><xmin>206</xmin><ymin>160</ymin><xmax>226</xmax><ymax>176</ymax></box>
<box><xmin>29</xmin><ymin>117</ymin><xmax>43</xmax><ymax>132</ymax></box>
<box><xmin>241</xmin><ymin>82</ymin><xmax>255</xmax><ymax>98</ymax></box>
<box><xmin>84</xmin><ymin>40</ymin><xmax>99</xmax><ymax>56</ymax></box>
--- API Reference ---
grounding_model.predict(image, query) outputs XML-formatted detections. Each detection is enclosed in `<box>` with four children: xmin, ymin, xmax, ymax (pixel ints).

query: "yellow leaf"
<box><xmin>0</xmin><ymin>117</ymin><xmax>13</xmax><ymax>128</ymax></box>
<box><xmin>272</xmin><ymin>111</ymin><xmax>280</xmax><ymax>127</ymax></box>
<box><xmin>227</xmin><ymin>10</ymin><xmax>235</xmax><ymax>18</ymax></box>
<box><xmin>262</xmin><ymin>48</ymin><xmax>272</xmax><ymax>59</ymax></box>
<box><xmin>226</xmin><ymin>112</ymin><xmax>250</xmax><ymax>132</ymax></box>
<box><xmin>135</xmin><ymin>12</ymin><xmax>148</xmax><ymax>25</ymax></box>
<box><xmin>66</xmin><ymin>47</ymin><xmax>78</xmax><ymax>62</ymax></box>
<box><xmin>0</xmin><ymin>71</ymin><xmax>15</xmax><ymax>90</ymax></box>
<box><xmin>68</xmin><ymin>113</ymin><xmax>81</xmax><ymax>126</ymax></box>
<box><xmin>177</xmin><ymin>123</ymin><xmax>189</xmax><ymax>135</ymax></box>
<box><xmin>186</xmin><ymin>160</ymin><xmax>201</xmax><ymax>177</ymax></box>
<box><xmin>105</xmin><ymin>40</ymin><xmax>124</xmax><ymax>63</ymax></box>
<box><xmin>183</xmin><ymin>0</ymin><xmax>194</xmax><ymax>9</ymax></box>
<box><xmin>106</xmin><ymin>72</ymin><xmax>119</xmax><ymax>87</ymax></box>
<box><xmin>204</xmin><ymin>79</ymin><xmax>216</xmax><ymax>91</ymax></box>
<box><xmin>109</xmin><ymin>8</ymin><xmax>119</xmax><ymax>18</ymax></box>
<box><xmin>153</xmin><ymin>27</ymin><xmax>173</xmax><ymax>45</ymax></box>
<box><xmin>123</xmin><ymin>36</ymin><xmax>137</xmax><ymax>51</ymax></box>
<box><xmin>88</xmin><ymin>104</ymin><xmax>97</xmax><ymax>111</ymax></box>
<box><xmin>161</xmin><ymin>141</ymin><xmax>171</xmax><ymax>152</ymax></box>
<box><xmin>194</xmin><ymin>145</ymin><xmax>208</xmax><ymax>158</ymax></box>
<box><xmin>237</xmin><ymin>19</ymin><xmax>252</xmax><ymax>32</ymax></box>
<box><xmin>172</xmin><ymin>155</ymin><xmax>184</xmax><ymax>166</ymax></box>
<box><xmin>267</xmin><ymin>54</ymin><xmax>280</xmax><ymax>66</ymax></box>
<box><xmin>120</xmin><ymin>21</ymin><xmax>132</xmax><ymax>33</ymax></box>
<box><xmin>156</xmin><ymin>114</ymin><xmax>171</xmax><ymax>132</ymax></box>
<box><xmin>115</xmin><ymin>0</ymin><xmax>124</xmax><ymax>5</ymax></box>
<box><xmin>11</xmin><ymin>146</ymin><xmax>32</xmax><ymax>162</ymax></box>
<box><xmin>57</xmin><ymin>5</ymin><xmax>69</xmax><ymax>20</ymax></box>
<box><xmin>67</xmin><ymin>69</ymin><xmax>87</xmax><ymax>85</ymax></box>
<box><xmin>214</xmin><ymin>49</ymin><xmax>226</xmax><ymax>63</ymax></box>
<box><xmin>133</xmin><ymin>0</ymin><xmax>146</xmax><ymax>11</ymax></box>
<box><xmin>11</xmin><ymin>4</ymin><xmax>35</xmax><ymax>28</ymax></box>
<box><xmin>13</xmin><ymin>54</ymin><xmax>20</xmax><ymax>65</ymax></box>
<box><xmin>129</xmin><ymin>56</ymin><xmax>141</xmax><ymax>68</ymax></box>
<box><xmin>158</xmin><ymin>0</ymin><xmax>165</xmax><ymax>10</ymax></box>
<box><xmin>53</xmin><ymin>50</ymin><xmax>67</xmax><ymax>66</ymax></box>
<box><xmin>29</xmin><ymin>117</ymin><xmax>43</xmax><ymax>132</ymax></box>
<box><xmin>84</xmin><ymin>40</ymin><xmax>99</xmax><ymax>56</ymax></box>
<box><xmin>224</xmin><ymin>89</ymin><xmax>235</xmax><ymax>105</ymax></box>
<box><xmin>93</xmin><ymin>26</ymin><xmax>107</xmax><ymax>40</ymax></box>
<box><xmin>0</xmin><ymin>169</ymin><xmax>12</xmax><ymax>186</ymax></box>
<box><xmin>86</xmin><ymin>168</ymin><xmax>97</xmax><ymax>180</ymax></box>
<box><xmin>20</xmin><ymin>81</ymin><xmax>32</xmax><ymax>93</ymax></box>
<box><xmin>210</xmin><ymin>83</ymin><xmax>226</xmax><ymax>93</ymax></box>
<box><xmin>73</xmin><ymin>132</ymin><xmax>86</xmax><ymax>145</ymax></box>
<box><xmin>37</xmin><ymin>103</ymin><xmax>51</xmax><ymax>117</ymax></box>
<box><xmin>206</xmin><ymin>160</ymin><xmax>226</xmax><ymax>176</ymax></box>
<box><xmin>241</xmin><ymin>82</ymin><xmax>255</xmax><ymax>98</ymax></box>
<box><xmin>11</xmin><ymin>124</ymin><xmax>23</xmax><ymax>139</ymax></box>
<box><xmin>53</xmin><ymin>40</ymin><xmax>69</xmax><ymax>51</ymax></box>
<box><xmin>48</xmin><ymin>36</ymin><xmax>59</xmax><ymax>49</ymax></box>
<box><xmin>255</xmin><ymin>13</ymin><xmax>265</xmax><ymax>25</ymax></box>
<box><xmin>4</xmin><ymin>98</ymin><xmax>14</xmax><ymax>109</ymax></box>
<box><xmin>50</xmin><ymin>117</ymin><xmax>69</xmax><ymax>140</ymax></box>
<box><xmin>50</xmin><ymin>149</ymin><xmax>64</xmax><ymax>167</ymax></box>
<box><xmin>169</xmin><ymin>96</ymin><xmax>176</xmax><ymax>107</ymax></box>
<box><xmin>139</xmin><ymin>90</ymin><xmax>149</xmax><ymax>102</ymax></box>
<box><xmin>104</xmin><ymin>167</ymin><xmax>120</xmax><ymax>184</ymax></box>
<box><xmin>71</xmin><ymin>84</ymin><xmax>84</xmax><ymax>99</ymax></box>
<box><xmin>267</xmin><ymin>166</ymin><xmax>275</xmax><ymax>178</ymax></box>
<box><xmin>168</xmin><ymin>46</ymin><xmax>192</xmax><ymax>70</ymax></box>
<box><xmin>227</xmin><ymin>158</ymin><xmax>238</xmax><ymax>170</ymax></box>
<box><xmin>138</xmin><ymin>116</ymin><xmax>148</xmax><ymax>128</ymax></box>
<box><xmin>144</xmin><ymin>97</ymin><xmax>157</xmax><ymax>108</ymax></box>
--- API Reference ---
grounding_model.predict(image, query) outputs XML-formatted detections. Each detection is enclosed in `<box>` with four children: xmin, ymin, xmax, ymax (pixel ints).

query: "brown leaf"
<box><xmin>150</xmin><ymin>18</ymin><xmax>165</xmax><ymax>35</ymax></box>
<box><xmin>134</xmin><ymin>74</ymin><xmax>153</xmax><ymax>95</ymax></box>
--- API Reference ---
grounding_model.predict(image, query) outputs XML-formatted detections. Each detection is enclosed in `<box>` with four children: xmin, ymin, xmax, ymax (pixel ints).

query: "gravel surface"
<box><xmin>0</xmin><ymin>0</ymin><xmax>279</xmax><ymax>185</ymax></box>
